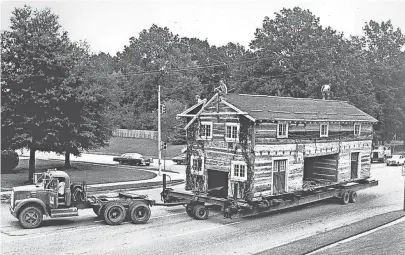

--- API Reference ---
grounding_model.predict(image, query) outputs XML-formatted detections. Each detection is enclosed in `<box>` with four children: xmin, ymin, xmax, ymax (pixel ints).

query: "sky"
<box><xmin>1</xmin><ymin>0</ymin><xmax>405</xmax><ymax>56</ymax></box>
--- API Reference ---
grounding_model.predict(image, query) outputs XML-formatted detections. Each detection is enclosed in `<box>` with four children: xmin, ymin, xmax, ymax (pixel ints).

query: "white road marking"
<box><xmin>173</xmin><ymin>221</ymin><xmax>242</xmax><ymax>237</ymax></box>
<box><xmin>306</xmin><ymin>216</ymin><xmax>405</xmax><ymax>255</ymax></box>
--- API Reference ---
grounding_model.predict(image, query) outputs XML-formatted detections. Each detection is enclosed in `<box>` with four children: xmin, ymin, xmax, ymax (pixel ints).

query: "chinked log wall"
<box><xmin>252</xmin><ymin>122</ymin><xmax>373</xmax><ymax>197</ymax></box>
<box><xmin>254</xmin><ymin>122</ymin><xmax>373</xmax><ymax>144</ymax></box>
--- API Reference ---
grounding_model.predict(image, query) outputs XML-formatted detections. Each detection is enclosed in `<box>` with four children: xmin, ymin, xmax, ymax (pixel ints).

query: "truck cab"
<box><xmin>9</xmin><ymin>169</ymin><xmax>79</xmax><ymax>228</ymax></box>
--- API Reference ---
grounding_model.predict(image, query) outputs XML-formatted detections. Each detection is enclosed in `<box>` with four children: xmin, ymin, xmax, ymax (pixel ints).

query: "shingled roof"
<box><xmin>224</xmin><ymin>94</ymin><xmax>378</xmax><ymax>123</ymax></box>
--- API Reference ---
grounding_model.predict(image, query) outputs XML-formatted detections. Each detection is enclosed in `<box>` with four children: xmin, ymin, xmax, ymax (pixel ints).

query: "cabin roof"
<box><xmin>223</xmin><ymin>94</ymin><xmax>378</xmax><ymax>123</ymax></box>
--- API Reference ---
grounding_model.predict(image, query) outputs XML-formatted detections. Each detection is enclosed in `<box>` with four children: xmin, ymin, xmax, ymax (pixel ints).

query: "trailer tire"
<box><xmin>18</xmin><ymin>205</ymin><xmax>43</xmax><ymax>229</ymax></box>
<box><xmin>129</xmin><ymin>202</ymin><xmax>151</xmax><ymax>224</ymax></box>
<box><xmin>349</xmin><ymin>191</ymin><xmax>357</xmax><ymax>203</ymax></box>
<box><xmin>186</xmin><ymin>204</ymin><xmax>195</xmax><ymax>217</ymax></box>
<box><xmin>93</xmin><ymin>205</ymin><xmax>101</xmax><ymax>217</ymax></box>
<box><xmin>193</xmin><ymin>205</ymin><xmax>209</xmax><ymax>220</ymax></box>
<box><xmin>341</xmin><ymin>191</ymin><xmax>350</xmax><ymax>205</ymax></box>
<box><xmin>103</xmin><ymin>202</ymin><xmax>126</xmax><ymax>225</ymax></box>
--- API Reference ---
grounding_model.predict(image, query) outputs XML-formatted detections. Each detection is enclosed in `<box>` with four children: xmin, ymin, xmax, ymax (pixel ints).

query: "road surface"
<box><xmin>1</xmin><ymin>163</ymin><xmax>404</xmax><ymax>255</ymax></box>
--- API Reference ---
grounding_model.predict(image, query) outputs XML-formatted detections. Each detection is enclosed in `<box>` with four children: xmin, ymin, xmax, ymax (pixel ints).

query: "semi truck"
<box><xmin>9</xmin><ymin>169</ymin><xmax>154</xmax><ymax>228</ymax></box>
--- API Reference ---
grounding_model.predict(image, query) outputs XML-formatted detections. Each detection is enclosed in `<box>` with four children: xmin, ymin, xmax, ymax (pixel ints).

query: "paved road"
<box><xmin>1</xmin><ymin>163</ymin><xmax>404</xmax><ymax>255</ymax></box>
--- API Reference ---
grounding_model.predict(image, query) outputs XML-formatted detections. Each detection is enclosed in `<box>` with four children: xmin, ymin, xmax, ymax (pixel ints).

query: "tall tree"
<box><xmin>361</xmin><ymin>20</ymin><xmax>405</xmax><ymax>142</ymax></box>
<box><xmin>115</xmin><ymin>25</ymin><xmax>202</xmax><ymax>130</ymax></box>
<box><xmin>1</xmin><ymin>6</ymin><xmax>73</xmax><ymax>181</ymax></box>
<box><xmin>55</xmin><ymin>44</ymin><xmax>114</xmax><ymax>168</ymax></box>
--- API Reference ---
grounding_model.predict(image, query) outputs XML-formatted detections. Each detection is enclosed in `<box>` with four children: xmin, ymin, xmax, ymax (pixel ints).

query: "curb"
<box><xmin>256</xmin><ymin>210</ymin><xmax>405</xmax><ymax>255</ymax></box>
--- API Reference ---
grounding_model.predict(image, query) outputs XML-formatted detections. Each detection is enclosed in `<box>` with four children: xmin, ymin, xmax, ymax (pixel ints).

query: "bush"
<box><xmin>1</xmin><ymin>150</ymin><xmax>19</xmax><ymax>173</ymax></box>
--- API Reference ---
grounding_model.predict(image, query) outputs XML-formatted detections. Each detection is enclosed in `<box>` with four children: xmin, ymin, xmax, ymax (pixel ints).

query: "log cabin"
<box><xmin>178</xmin><ymin>93</ymin><xmax>378</xmax><ymax>200</ymax></box>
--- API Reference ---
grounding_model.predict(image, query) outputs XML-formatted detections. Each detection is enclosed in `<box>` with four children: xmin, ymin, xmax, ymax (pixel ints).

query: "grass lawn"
<box><xmin>1</xmin><ymin>158</ymin><xmax>156</xmax><ymax>190</ymax></box>
<box><xmin>89</xmin><ymin>137</ymin><xmax>186</xmax><ymax>158</ymax></box>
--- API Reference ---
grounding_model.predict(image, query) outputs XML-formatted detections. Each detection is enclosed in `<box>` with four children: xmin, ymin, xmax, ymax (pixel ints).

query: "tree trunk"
<box><xmin>64</xmin><ymin>152</ymin><xmax>71</xmax><ymax>168</ymax></box>
<box><xmin>28</xmin><ymin>149</ymin><xmax>36</xmax><ymax>183</ymax></box>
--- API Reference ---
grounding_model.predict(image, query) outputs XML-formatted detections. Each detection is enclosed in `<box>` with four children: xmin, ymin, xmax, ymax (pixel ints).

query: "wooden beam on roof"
<box><xmin>222</xmin><ymin>100</ymin><xmax>256</xmax><ymax>122</ymax></box>
<box><xmin>177</xmin><ymin>114</ymin><xmax>197</xmax><ymax>117</ymax></box>
<box><xmin>178</xmin><ymin>98</ymin><xmax>207</xmax><ymax>116</ymax></box>
<box><xmin>200</xmin><ymin>112</ymin><xmax>248</xmax><ymax>115</ymax></box>
<box><xmin>184</xmin><ymin>93</ymin><xmax>218</xmax><ymax>130</ymax></box>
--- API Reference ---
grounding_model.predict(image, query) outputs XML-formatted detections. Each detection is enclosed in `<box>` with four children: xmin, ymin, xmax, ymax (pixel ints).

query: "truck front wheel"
<box><xmin>19</xmin><ymin>205</ymin><xmax>43</xmax><ymax>229</ymax></box>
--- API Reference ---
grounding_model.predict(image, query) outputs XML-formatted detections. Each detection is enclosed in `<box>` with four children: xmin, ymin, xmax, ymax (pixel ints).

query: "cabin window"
<box><xmin>231</xmin><ymin>161</ymin><xmax>247</xmax><ymax>181</ymax></box>
<box><xmin>190</xmin><ymin>155</ymin><xmax>204</xmax><ymax>175</ymax></box>
<box><xmin>200</xmin><ymin>122</ymin><xmax>212</xmax><ymax>139</ymax></box>
<box><xmin>320</xmin><ymin>123</ymin><xmax>329</xmax><ymax>137</ymax></box>
<box><xmin>225</xmin><ymin>123</ymin><xmax>239</xmax><ymax>141</ymax></box>
<box><xmin>354</xmin><ymin>124</ymin><xmax>361</xmax><ymax>136</ymax></box>
<box><xmin>277</xmin><ymin>122</ymin><xmax>288</xmax><ymax>138</ymax></box>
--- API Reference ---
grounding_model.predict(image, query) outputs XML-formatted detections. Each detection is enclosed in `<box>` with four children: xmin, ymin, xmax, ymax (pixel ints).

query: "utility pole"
<box><xmin>158</xmin><ymin>85</ymin><xmax>162</xmax><ymax>176</ymax></box>
<box><xmin>399</xmin><ymin>163</ymin><xmax>405</xmax><ymax>211</ymax></box>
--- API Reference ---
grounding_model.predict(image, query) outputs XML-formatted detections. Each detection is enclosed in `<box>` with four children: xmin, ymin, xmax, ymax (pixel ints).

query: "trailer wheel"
<box><xmin>103</xmin><ymin>202</ymin><xmax>126</xmax><ymax>225</ymax></box>
<box><xmin>186</xmin><ymin>204</ymin><xmax>195</xmax><ymax>217</ymax></box>
<box><xmin>341</xmin><ymin>191</ymin><xmax>350</xmax><ymax>205</ymax></box>
<box><xmin>349</xmin><ymin>191</ymin><xmax>357</xmax><ymax>203</ymax></box>
<box><xmin>129</xmin><ymin>202</ymin><xmax>151</xmax><ymax>224</ymax></box>
<box><xmin>92</xmin><ymin>205</ymin><xmax>101</xmax><ymax>217</ymax></box>
<box><xmin>18</xmin><ymin>205</ymin><xmax>43</xmax><ymax>229</ymax></box>
<box><xmin>193</xmin><ymin>205</ymin><xmax>209</xmax><ymax>220</ymax></box>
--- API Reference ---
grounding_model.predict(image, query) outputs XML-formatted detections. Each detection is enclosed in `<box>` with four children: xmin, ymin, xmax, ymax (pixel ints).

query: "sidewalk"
<box><xmin>1</xmin><ymin>151</ymin><xmax>187</xmax><ymax>203</ymax></box>
<box><xmin>257</xmin><ymin>210</ymin><xmax>405</xmax><ymax>255</ymax></box>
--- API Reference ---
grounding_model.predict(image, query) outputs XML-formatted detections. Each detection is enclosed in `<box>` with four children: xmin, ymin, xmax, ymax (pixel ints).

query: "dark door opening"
<box><xmin>351</xmin><ymin>152</ymin><xmax>359</xmax><ymax>179</ymax></box>
<box><xmin>304</xmin><ymin>154</ymin><xmax>338</xmax><ymax>182</ymax></box>
<box><xmin>207</xmin><ymin>170</ymin><xmax>228</xmax><ymax>198</ymax></box>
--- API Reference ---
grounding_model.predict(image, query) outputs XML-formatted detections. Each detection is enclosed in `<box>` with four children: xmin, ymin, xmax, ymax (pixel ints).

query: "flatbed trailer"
<box><xmin>160</xmin><ymin>176</ymin><xmax>379</xmax><ymax>219</ymax></box>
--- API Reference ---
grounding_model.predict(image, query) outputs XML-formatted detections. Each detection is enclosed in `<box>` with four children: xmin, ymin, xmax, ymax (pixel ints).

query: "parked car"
<box><xmin>113</xmin><ymin>153</ymin><xmax>151</xmax><ymax>166</ymax></box>
<box><xmin>172</xmin><ymin>153</ymin><xmax>187</xmax><ymax>165</ymax></box>
<box><xmin>386</xmin><ymin>155</ymin><xmax>405</xmax><ymax>166</ymax></box>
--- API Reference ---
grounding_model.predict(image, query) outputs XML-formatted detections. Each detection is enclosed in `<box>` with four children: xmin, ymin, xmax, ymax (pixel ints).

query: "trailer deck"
<box><xmin>161</xmin><ymin>177</ymin><xmax>379</xmax><ymax>219</ymax></box>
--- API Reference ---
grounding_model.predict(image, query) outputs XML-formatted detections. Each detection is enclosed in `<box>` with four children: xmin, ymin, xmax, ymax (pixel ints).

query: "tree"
<box><xmin>1</xmin><ymin>6</ymin><xmax>74</xmax><ymax>181</ymax></box>
<box><xmin>115</xmin><ymin>25</ymin><xmax>202</xmax><ymax>130</ymax></box>
<box><xmin>361</xmin><ymin>20</ymin><xmax>405</xmax><ymax>142</ymax></box>
<box><xmin>161</xmin><ymin>99</ymin><xmax>187</xmax><ymax>144</ymax></box>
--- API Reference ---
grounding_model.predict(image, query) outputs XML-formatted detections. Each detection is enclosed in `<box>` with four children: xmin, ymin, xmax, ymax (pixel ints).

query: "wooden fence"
<box><xmin>113</xmin><ymin>129</ymin><xmax>158</xmax><ymax>140</ymax></box>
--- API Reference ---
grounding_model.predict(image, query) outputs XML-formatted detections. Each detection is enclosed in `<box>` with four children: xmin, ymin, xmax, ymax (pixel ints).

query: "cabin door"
<box><xmin>351</xmin><ymin>152</ymin><xmax>359</xmax><ymax>179</ymax></box>
<box><xmin>273</xmin><ymin>159</ymin><xmax>287</xmax><ymax>194</ymax></box>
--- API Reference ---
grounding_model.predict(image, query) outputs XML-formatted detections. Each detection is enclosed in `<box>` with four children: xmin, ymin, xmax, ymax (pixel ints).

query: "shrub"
<box><xmin>1</xmin><ymin>150</ymin><xmax>19</xmax><ymax>173</ymax></box>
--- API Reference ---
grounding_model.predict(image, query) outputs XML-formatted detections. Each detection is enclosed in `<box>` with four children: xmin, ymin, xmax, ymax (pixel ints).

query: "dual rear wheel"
<box><xmin>340</xmin><ymin>190</ymin><xmax>357</xmax><ymax>205</ymax></box>
<box><xmin>95</xmin><ymin>201</ymin><xmax>151</xmax><ymax>225</ymax></box>
<box><xmin>185</xmin><ymin>204</ymin><xmax>209</xmax><ymax>220</ymax></box>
